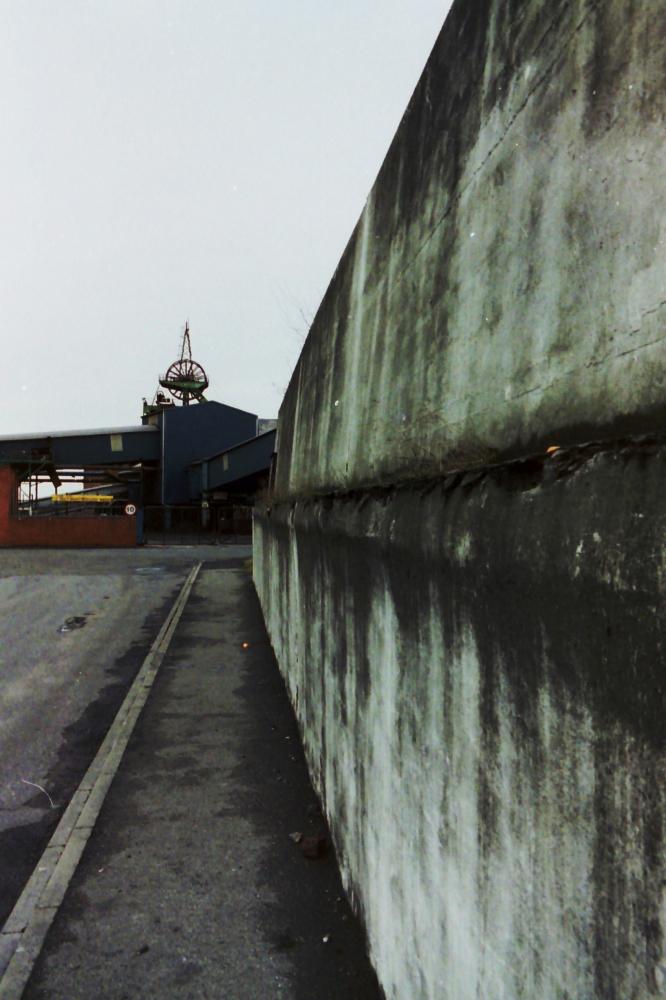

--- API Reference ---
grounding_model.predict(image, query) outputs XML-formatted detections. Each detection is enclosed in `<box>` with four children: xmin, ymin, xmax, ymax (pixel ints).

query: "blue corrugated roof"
<box><xmin>0</xmin><ymin>425</ymin><xmax>157</xmax><ymax>441</ymax></box>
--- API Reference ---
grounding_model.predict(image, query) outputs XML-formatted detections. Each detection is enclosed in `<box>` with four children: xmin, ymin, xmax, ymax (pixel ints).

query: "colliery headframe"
<box><xmin>0</xmin><ymin>324</ymin><xmax>276</xmax><ymax>547</ymax></box>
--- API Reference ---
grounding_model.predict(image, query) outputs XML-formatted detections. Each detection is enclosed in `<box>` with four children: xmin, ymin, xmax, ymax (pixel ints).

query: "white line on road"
<box><xmin>0</xmin><ymin>562</ymin><xmax>203</xmax><ymax>1000</ymax></box>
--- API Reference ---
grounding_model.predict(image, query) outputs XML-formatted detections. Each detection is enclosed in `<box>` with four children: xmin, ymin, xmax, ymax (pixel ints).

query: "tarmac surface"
<box><xmin>2</xmin><ymin>549</ymin><xmax>382</xmax><ymax>999</ymax></box>
<box><xmin>0</xmin><ymin>546</ymin><xmax>211</xmax><ymax>929</ymax></box>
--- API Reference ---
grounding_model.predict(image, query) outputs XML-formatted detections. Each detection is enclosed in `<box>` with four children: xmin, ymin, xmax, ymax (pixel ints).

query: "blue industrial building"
<box><xmin>0</xmin><ymin>398</ymin><xmax>275</xmax><ymax>544</ymax></box>
<box><xmin>0</xmin><ymin>330</ymin><xmax>276</xmax><ymax>544</ymax></box>
<box><xmin>142</xmin><ymin>400</ymin><xmax>259</xmax><ymax>505</ymax></box>
<box><xmin>0</xmin><ymin>400</ymin><xmax>263</xmax><ymax>502</ymax></box>
<box><xmin>0</xmin><ymin>425</ymin><xmax>161</xmax><ymax>469</ymax></box>
<box><xmin>188</xmin><ymin>427</ymin><xmax>276</xmax><ymax>502</ymax></box>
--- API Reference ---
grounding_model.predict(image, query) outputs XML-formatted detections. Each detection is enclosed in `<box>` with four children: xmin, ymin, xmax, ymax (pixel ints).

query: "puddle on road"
<box><xmin>57</xmin><ymin>615</ymin><xmax>89</xmax><ymax>634</ymax></box>
<box><xmin>134</xmin><ymin>566</ymin><xmax>166</xmax><ymax>575</ymax></box>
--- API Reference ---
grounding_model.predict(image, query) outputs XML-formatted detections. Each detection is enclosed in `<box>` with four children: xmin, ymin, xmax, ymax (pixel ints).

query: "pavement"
<box><xmin>1</xmin><ymin>552</ymin><xmax>382</xmax><ymax>1000</ymax></box>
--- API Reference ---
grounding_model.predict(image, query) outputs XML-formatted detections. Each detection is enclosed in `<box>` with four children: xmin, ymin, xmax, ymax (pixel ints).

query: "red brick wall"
<box><xmin>0</xmin><ymin>467</ymin><xmax>137</xmax><ymax>547</ymax></box>
<box><xmin>0</xmin><ymin>466</ymin><xmax>16</xmax><ymax>543</ymax></box>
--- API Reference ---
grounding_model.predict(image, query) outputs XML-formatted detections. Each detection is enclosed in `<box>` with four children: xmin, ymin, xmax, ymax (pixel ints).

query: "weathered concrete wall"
<box><xmin>274</xmin><ymin>0</ymin><xmax>666</xmax><ymax>498</ymax></box>
<box><xmin>255</xmin><ymin>0</ymin><xmax>666</xmax><ymax>997</ymax></box>
<box><xmin>256</xmin><ymin>442</ymin><xmax>666</xmax><ymax>998</ymax></box>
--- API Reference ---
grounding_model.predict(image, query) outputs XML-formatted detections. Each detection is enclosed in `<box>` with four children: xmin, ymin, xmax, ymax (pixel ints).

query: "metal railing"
<box><xmin>16</xmin><ymin>498</ymin><xmax>129</xmax><ymax>519</ymax></box>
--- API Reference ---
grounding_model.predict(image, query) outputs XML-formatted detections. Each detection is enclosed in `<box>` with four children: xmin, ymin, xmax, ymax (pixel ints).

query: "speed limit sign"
<box><xmin>124</xmin><ymin>503</ymin><xmax>137</xmax><ymax>516</ymax></box>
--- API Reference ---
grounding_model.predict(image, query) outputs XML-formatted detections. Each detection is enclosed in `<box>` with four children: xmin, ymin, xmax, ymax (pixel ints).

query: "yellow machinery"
<box><xmin>51</xmin><ymin>494</ymin><xmax>114</xmax><ymax>504</ymax></box>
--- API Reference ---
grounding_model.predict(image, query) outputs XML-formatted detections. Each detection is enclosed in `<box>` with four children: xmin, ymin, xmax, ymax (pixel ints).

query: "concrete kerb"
<box><xmin>0</xmin><ymin>562</ymin><xmax>202</xmax><ymax>1000</ymax></box>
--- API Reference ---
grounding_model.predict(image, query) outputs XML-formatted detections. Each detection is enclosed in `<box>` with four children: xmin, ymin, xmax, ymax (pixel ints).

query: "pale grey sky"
<box><xmin>1</xmin><ymin>1</ymin><xmax>453</xmax><ymax>432</ymax></box>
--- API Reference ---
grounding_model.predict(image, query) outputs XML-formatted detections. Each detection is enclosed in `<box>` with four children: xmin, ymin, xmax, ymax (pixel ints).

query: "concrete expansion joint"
<box><xmin>265</xmin><ymin>430</ymin><xmax>666</xmax><ymax>512</ymax></box>
<box><xmin>0</xmin><ymin>562</ymin><xmax>202</xmax><ymax>1000</ymax></box>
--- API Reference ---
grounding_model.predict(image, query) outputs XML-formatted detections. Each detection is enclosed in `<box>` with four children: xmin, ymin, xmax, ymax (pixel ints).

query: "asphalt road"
<box><xmin>0</xmin><ymin>546</ymin><xmax>250</xmax><ymax>927</ymax></box>
<box><xmin>19</xmin><ymin>565</ymin><xmax>383</xmax><ymax>1000</ymax></box>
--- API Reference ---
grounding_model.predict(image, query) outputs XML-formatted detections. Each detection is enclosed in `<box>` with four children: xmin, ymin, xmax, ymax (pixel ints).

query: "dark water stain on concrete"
<box><xmin>258</xmin><ymin>435</ymin><xmax>666</xmax><ymax>996</ymax></box>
